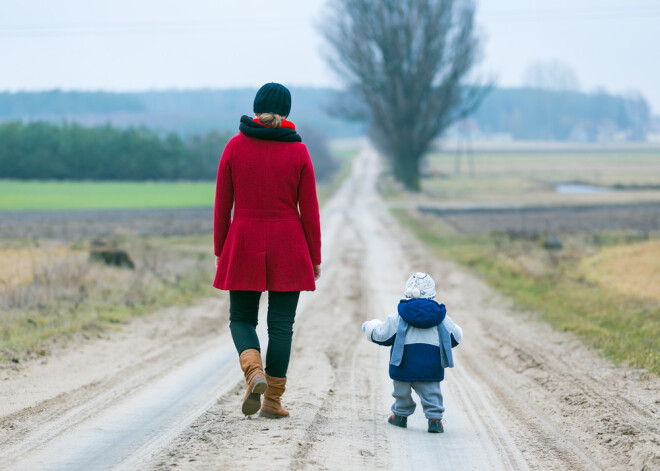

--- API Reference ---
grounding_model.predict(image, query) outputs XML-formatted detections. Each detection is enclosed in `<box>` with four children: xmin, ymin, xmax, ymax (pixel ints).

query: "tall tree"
<box><xmin>322</xmin><ymin>0</ymin><xmax>486</xmax><ymax>190</ymax></box>
<box><xmin>523</xmin><ymin>60</ymin><xmax>581</xmax><ymax>92</ymax></box>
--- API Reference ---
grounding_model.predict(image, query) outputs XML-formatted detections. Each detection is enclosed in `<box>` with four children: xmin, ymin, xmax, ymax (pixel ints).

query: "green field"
<box><xmin>0</xmin><ymin>180</ymin><xmax>215</xmax><ymax>211</ymax></box>
<box><xmin>0</xmin><ymin>144</ymin><xmax>361</xmax><ymax>211</ymax></box>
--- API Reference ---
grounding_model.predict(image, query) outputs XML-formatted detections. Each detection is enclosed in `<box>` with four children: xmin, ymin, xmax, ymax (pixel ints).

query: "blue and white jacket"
<box><xmin>363</xmin><ymin>298</ymin><xmax>463</xmax><ymax>382</ymax></box>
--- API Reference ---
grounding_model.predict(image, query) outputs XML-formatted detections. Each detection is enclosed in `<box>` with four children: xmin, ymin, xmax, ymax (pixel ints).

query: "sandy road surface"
<box><xmin>1</xmin><ymin>148</ymin><xmax>659</xmax><ymax>470</ymax></box>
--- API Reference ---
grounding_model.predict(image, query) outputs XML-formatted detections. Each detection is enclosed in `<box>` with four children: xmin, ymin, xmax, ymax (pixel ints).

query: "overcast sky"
<box><xmin>1</xmin><ymin>0</ymin><xmax>658</xmax><ymax>113</ymax></box>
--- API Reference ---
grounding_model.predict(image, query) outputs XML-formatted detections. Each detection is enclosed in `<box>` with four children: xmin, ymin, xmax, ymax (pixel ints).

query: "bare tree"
<box><xmin>523</xmin><ymin>60</ymin><xmax>581</xmax><ymax>92</ymax></box>
<box><xmin>322</xmin><ymin>0</ymin><xmax>487</xmax><ymax>190</ymax></box>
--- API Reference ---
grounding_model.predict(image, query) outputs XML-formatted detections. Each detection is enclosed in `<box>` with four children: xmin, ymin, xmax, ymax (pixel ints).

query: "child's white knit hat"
<box><xmin>404</xmin><ymin>272</ymin><xmax>436</xmax><ymax>299</ymax></box>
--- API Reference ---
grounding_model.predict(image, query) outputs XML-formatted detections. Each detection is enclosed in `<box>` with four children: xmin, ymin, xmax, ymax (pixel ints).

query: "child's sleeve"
<box><xmin>442</xmin><ymin>315</ymin><xmax>463</xmax><ymax>347</ymax></box>
<box><xmin>363</xmin><ymin>313</ymin><xmax>399</xmax><ymax>346</ymax></box>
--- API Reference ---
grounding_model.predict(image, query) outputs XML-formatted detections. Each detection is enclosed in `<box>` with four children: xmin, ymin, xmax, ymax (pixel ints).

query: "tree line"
<box><xmin>0</xmin><ymin>90</ymin><xmax>144</xmax><ymax>118</ymax></box>
<box><xmin>0</xmin><ymin>86</ymin><xmax>649</xmax><ymax>143</ymax></box>
<box><xmin>474</xmin><ymin>87</ymin><xmax>650</xmax><ymax>141</ymax></box>
<box><xmin>0</xmin><ymin>121</ymin><xmax>337</xmax><ymax>182</ymax></box>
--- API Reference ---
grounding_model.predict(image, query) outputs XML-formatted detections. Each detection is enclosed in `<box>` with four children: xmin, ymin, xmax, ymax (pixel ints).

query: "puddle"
<box><xmin>555</xmin><ymin>184</ymin><xmax>615</xmax><ymax>194</ymax></box>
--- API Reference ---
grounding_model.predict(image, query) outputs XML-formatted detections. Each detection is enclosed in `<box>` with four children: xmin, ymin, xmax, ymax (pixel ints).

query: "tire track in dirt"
<box><xmin>146</xmin><ymin>165</ymin><xmax>389</xmax><ymax>470</ymax></box>
<box><xmin>469</xmin><ymin>315</ymin><xmax>660</xmax><ymax>470</ymax></box>
<box><xmin>349</xmin><ymin>152</ymin><xmax>531</xmax><ymax>470</ymax></box>
<box><xmin>300</xmin><ymin>148</ymin><xmax>657</xmax><ymax>470</ymax></box>
<box><xmin>0</xmin><ymin>298</ymin><xmax>232</xmax><ymax>470</ymax></box>
<box><xmin>291</xmin><ymin>222</ymin><xmax>391</xmax><ymax>470</ymax></box>
<box><xmin>151</xmin><ymin>147</ymin><xmax>658</xmax><ymax>471</ymax></box>
<box><xmin>393</xmin><ymin>189</ymin><xmax>660</xmax><ymax>468</ymax></box>
<box><xmin>5</xmin><ymin>147</ymin><xmax>658</xmax><ymax>470</ymax></box>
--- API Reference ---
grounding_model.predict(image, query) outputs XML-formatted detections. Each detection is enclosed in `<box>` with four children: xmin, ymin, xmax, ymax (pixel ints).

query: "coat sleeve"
<box><xmin>442</xmin><ymin>315</ymin><xmax>463</xmax><ymax>347</ymax></box>
<box><xmin>298</xmin><ymin>145</ymin><xmax>322</xmax><ymax>265</ymax></box>
<box><xmin>363</xmin><ymin>313</ymin><xmax>399</xmax><ymax>346</ymax></box>
<box><xmin>213</xmin><ymin>139</ymin><xmax>234</xmax><ymax>257</ymax></box>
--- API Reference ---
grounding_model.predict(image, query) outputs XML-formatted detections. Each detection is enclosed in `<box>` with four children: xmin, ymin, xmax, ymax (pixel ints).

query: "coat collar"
<box><xmin>239</xmin><ymin>115</ymin><xmax>302</xmax><ymax>142</ymax></box>
<box><xmin>397</xmin><ymin>298</ymin><xmax>446</xmax><ymax>328</ymax></box>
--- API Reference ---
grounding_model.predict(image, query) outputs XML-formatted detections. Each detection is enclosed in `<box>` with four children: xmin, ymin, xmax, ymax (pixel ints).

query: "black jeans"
<box><xmin>229</xmin><ymin>290</ymin><xmax>300</xmax><ymax>378</ymax></box>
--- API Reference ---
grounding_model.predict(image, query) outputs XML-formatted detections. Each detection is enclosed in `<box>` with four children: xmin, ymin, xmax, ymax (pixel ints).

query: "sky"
<box><xmin>1</xmin><ymin>0</ymin><xmax>659</xmax><ymax>113</ymax></box>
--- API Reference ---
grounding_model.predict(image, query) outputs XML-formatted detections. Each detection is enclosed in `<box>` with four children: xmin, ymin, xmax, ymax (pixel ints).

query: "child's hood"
<box><xmin>397</xmin><ymin>298</ymin><xmax>446</xmax><ymax>328</ymax></box>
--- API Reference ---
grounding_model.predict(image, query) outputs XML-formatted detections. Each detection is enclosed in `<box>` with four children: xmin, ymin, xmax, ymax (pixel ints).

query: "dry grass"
<box><xmin>382</xmin><ymin>147</ymin><xmax>660</xmax><ymax>375</ymax></box>
<box><xmin>391</xmin><ymin>208</ymin><xmax>660</xmax><ymax>375</ymax></box>
<box><xmin>579</xmin><ymin>239</ymin><xmax>660</xmax><ymax>301</ymax></box>
<box><xmin>0</xmin><ymin>235</ymin><xmax>216</xmax><ymax>362</ymax></box>
<box><xmin>317</xmin><ymin>146</ymin><xmax>361</xmax><ymax>207</ymax></box>
<box><xmin>0</xmin><ymin>245</ymin><xmax>84</xmax><ymax>286</ymax></box>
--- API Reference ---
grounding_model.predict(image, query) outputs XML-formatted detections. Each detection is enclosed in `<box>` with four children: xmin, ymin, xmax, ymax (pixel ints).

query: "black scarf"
<box><xmin>239</xmin><ymin>115</ymin><xmax>302</xmax><ymax>142</ymax></box>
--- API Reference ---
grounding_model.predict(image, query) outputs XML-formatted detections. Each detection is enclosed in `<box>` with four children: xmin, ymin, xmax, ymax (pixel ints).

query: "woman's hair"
<box><xmin>257</xmin><ymin>112</ymin><xmax>283</xmax><ymax>128</ymax></box>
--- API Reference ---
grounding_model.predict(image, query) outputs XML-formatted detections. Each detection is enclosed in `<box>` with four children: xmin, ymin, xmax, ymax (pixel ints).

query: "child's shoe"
<box><xmin>387</xmin><ymin>414</ymin><xmax>407</xmax><ymax>428</ymax></box>
<box><xmin>428</xmin><ymin>418</ymin><xmax>444</xmax><ymax>433</ymax></box>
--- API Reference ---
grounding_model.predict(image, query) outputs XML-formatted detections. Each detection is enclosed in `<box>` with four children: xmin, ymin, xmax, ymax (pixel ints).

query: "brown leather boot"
<box><xmin>260</xmin><ymin>374</ymin><xmax>289</xmax><ymax>418</ymax></box>
<box><xmin>239</xmin><ymin>349</ymin><xmax>267</xmax><ymax>416</ymax></box>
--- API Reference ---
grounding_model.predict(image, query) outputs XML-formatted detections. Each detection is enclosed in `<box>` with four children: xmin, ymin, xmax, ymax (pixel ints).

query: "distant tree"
<box><xmin>0</xmin><ymin>122</ymin><xmax>231</xmax><ymax>181</ymax></box>
<box><xmin>473</xmin><ymin>88</ymin><xmax>651</xmax><ymax>141</ymax></box>
<box><xmin>186</xmin><ymin>130</ymin><xmax>231</xmax><ymax>179</ymax></box>
<box><xmin>298</xmin><ymin>126</ymin><xmax>339</xmax><ymax>182</ymax></box>
<box><xmin>523</xmin><ymin>60</ymin><xmax>580</xmax><ymax>92</ymax></box>
<box><xmin>621</xmin><ymin>91</ymin><xmax>651</xmax><ymax>141</ymax></box>
<box><xmin>322</xmin><ymin>0</ymin><xmax>487</xmax><ymax>190</ymax></box>
<box><xmin>0</xmin><ymin>90</ymin><xmax>144</xmax><ymax>118</ymax></box>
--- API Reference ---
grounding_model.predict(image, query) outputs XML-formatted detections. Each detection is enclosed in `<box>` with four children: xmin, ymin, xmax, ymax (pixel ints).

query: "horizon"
<box><xmin>1</xmin><ymin>0</ymin><xmax>658</xmax><ymax>113</ymax></box>
<box><xmin>0</xmin><ymin>83</ymin><xmax>653</xmax><ymax>98</ymax></box>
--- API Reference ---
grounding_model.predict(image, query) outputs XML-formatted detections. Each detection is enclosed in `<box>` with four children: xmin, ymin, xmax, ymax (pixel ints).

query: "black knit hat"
<box><xmin>253</xmin><ymin>83</ymin><xmax>291</xmax><ymax>117</ymax></box>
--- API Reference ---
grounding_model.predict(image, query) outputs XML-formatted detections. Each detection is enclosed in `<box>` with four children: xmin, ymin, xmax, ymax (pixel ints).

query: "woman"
<box><xmin>213</xmin><ymin>83</ymin><xmax>322</xmax><ymax>418</ymax></box>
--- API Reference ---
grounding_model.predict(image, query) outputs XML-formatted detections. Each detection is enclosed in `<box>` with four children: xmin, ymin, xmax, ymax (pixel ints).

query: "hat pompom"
<box><xmin>404</xmin><ymin>272</ymin><xmax>436</xmax><ymax>299</ymax></box>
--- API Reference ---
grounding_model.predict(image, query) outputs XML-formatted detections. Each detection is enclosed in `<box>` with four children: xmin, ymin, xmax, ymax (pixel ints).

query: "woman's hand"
<box><xmin>215</xmin><ymin>256</ymin><xmax>220</xmax><ymax>267</ymax></box>
<box><xmin>313</xmin><ymin>264</ymin><xmax>321</xmax><ymax>281</ymax></box>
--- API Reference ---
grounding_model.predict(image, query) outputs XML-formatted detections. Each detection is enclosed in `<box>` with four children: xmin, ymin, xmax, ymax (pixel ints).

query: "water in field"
<box><xmin>555</xmin><ymin>183</ymin><xmax>615</xmax><ymax>194</ymax></box>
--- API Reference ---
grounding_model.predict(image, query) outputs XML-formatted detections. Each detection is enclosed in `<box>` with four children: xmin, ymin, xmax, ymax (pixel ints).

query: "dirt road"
<box><xmin>1</xmin><ymin>148</ymin><xmax>658</xmax><ymax>470</ymax></box>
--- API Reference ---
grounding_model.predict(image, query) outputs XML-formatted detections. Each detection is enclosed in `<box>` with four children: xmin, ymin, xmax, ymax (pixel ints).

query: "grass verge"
<box><xmin>317</xmin><ymin>147</ymin><xmax>360</xmax><ymax>207</ymax></box>
<box><xmin>0</xmin><ymin>234</ymin><xmax>216</xmax><ymax>363</ymax></box>
<box><xmin>391</xmin><ymin>208</ymin><xmax>659</xmax><ymax>376</ymax></box>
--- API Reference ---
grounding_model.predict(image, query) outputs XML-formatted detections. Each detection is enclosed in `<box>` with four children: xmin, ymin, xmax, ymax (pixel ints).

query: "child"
<box><xmin>362</xmin><ymin>272</ymin><xmax>463</xmax><ymax>433</ymax></box>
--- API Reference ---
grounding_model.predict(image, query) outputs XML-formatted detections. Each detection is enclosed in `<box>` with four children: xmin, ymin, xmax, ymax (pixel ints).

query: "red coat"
<box><xmin>213</xmin><ymin>132</ymin><xmax>321</xmax><ymax>292</ymax></box>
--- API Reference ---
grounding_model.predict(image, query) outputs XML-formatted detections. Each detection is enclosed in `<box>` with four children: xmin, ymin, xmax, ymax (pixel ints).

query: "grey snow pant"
<box><xmin>391</xmin><ymin>380</ymin><xmax>445</xmax><ymax>419</ymax></box>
